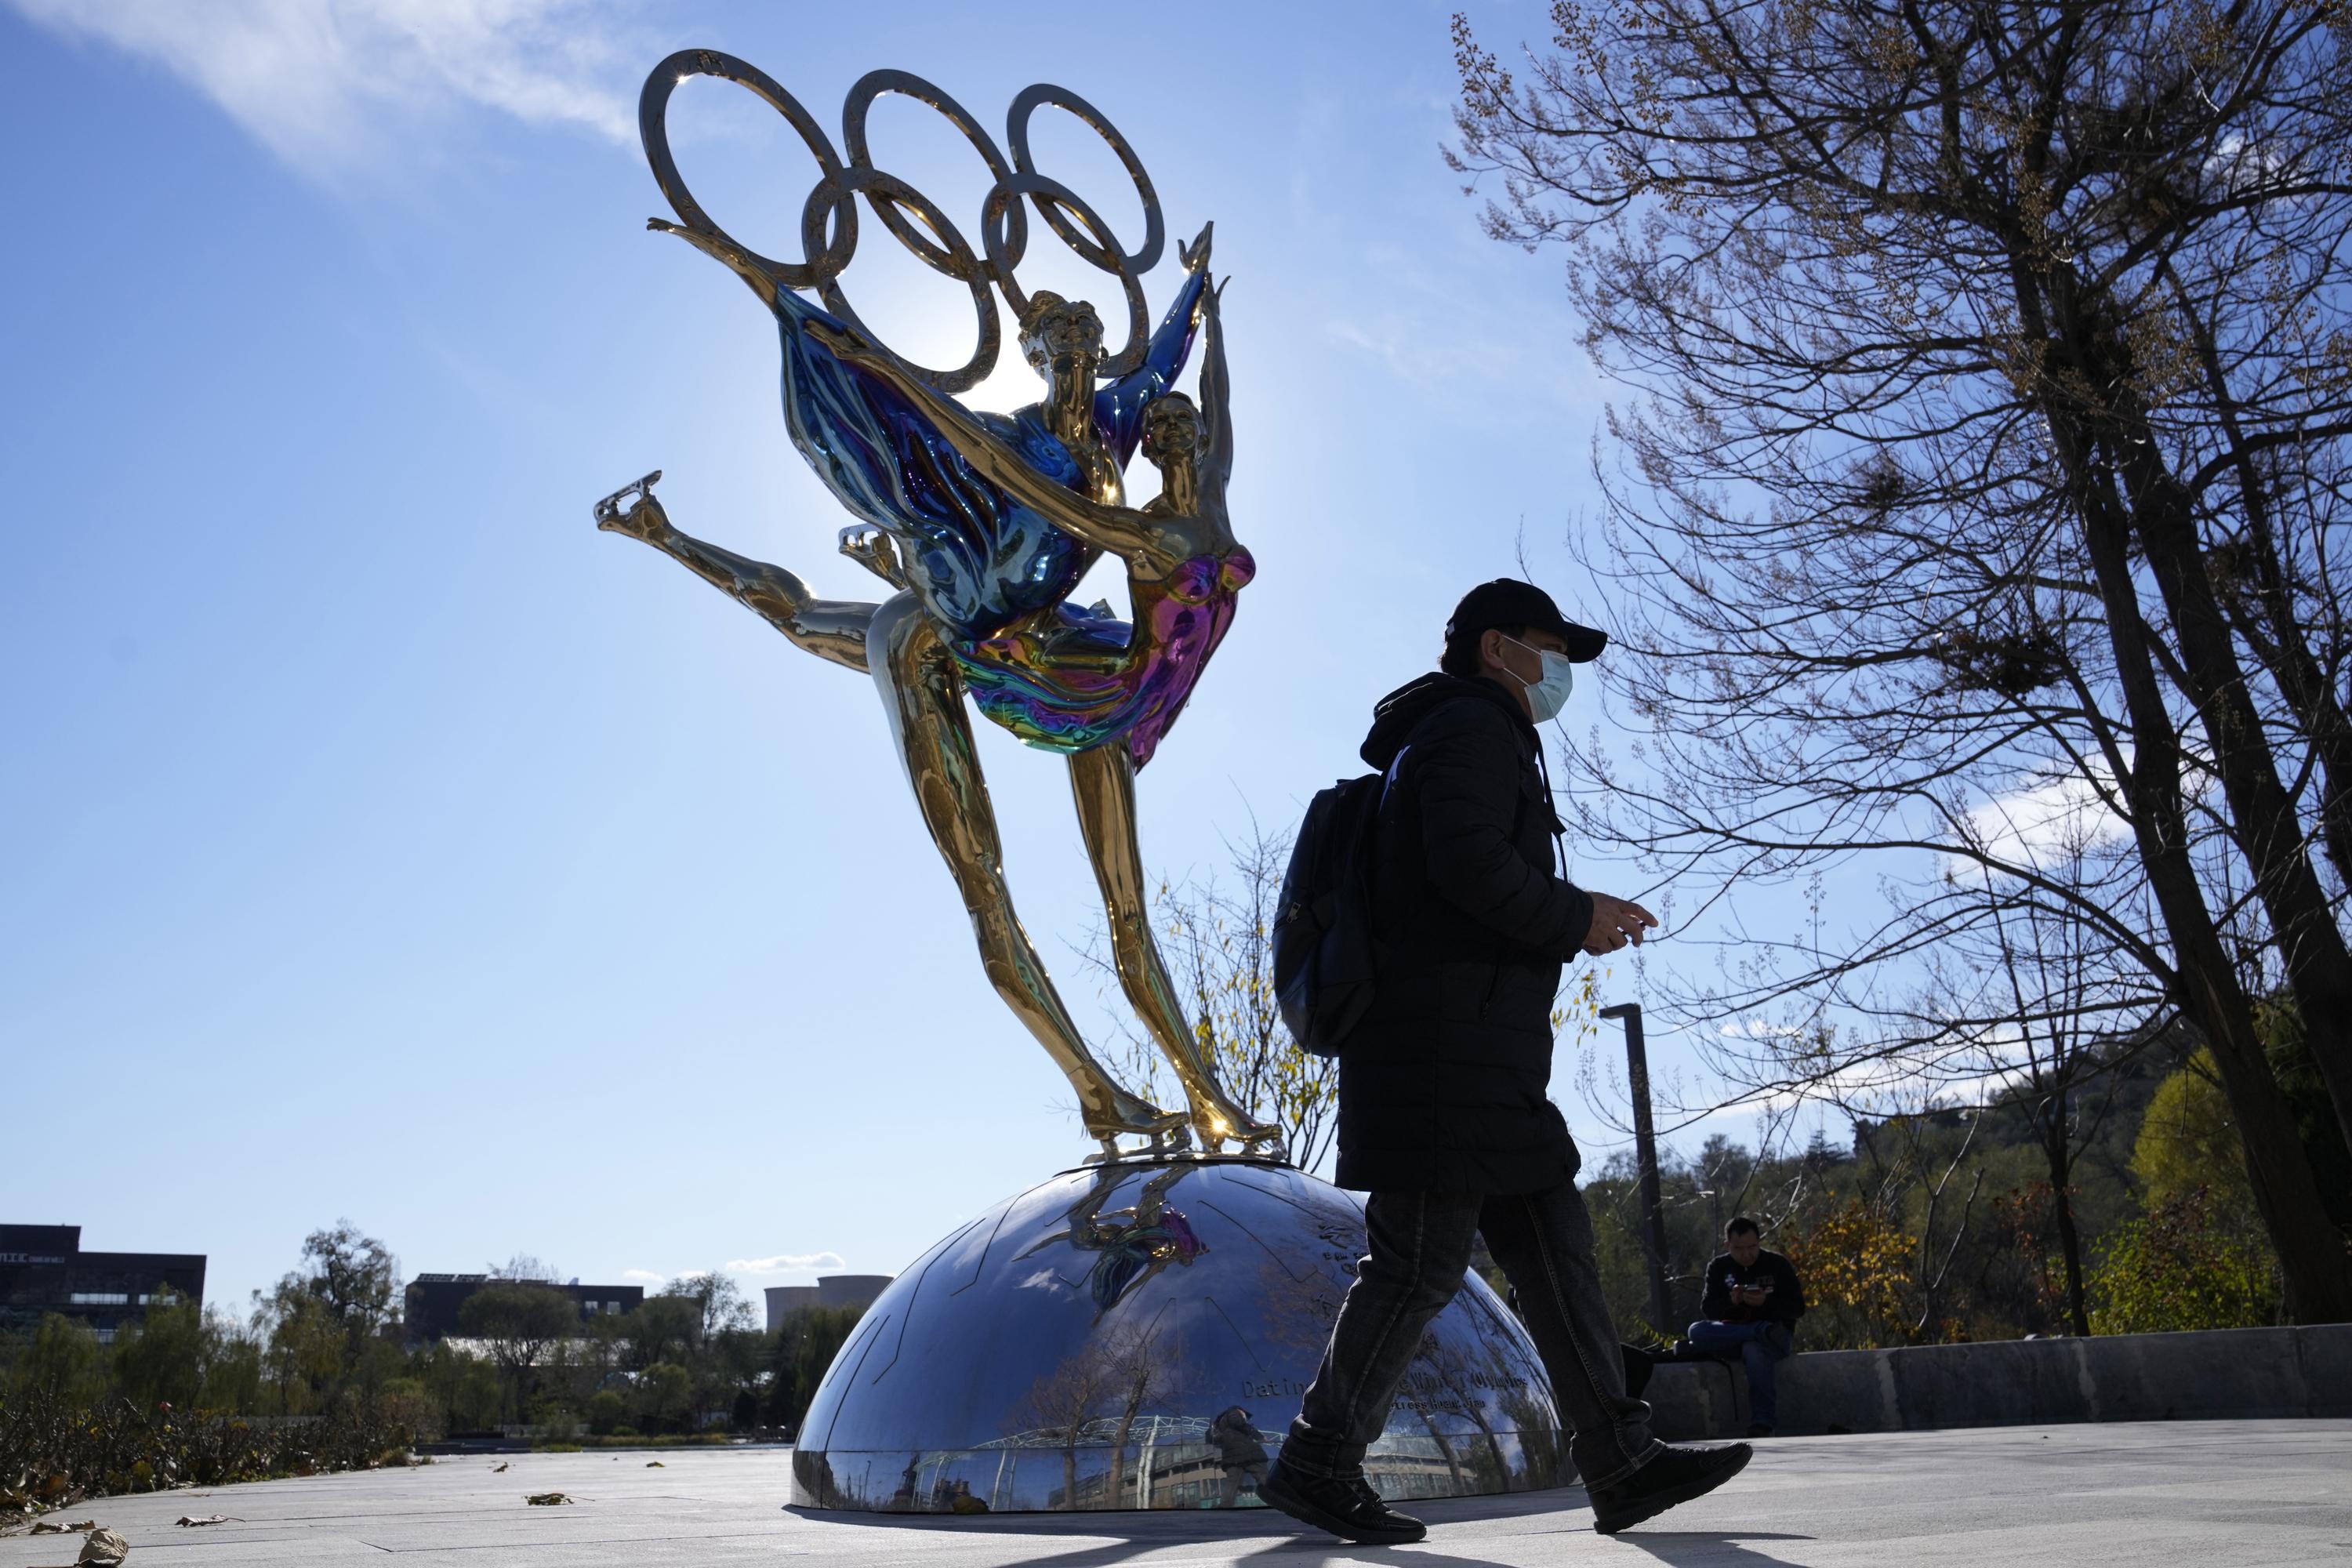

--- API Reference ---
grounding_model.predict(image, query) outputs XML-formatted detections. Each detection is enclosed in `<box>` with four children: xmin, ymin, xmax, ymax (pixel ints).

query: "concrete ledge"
<box><xmin>1642</xmin><ymin>1322</ymin><xmax>2352</xmax><ymax>1439</ymax></box>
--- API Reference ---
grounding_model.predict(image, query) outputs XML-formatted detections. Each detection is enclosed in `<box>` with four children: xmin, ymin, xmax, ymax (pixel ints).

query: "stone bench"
<box><xmin>1639</xmin><ymin>1323</ymin><xmax>2352</xmax><ymax>1440</ymax></box>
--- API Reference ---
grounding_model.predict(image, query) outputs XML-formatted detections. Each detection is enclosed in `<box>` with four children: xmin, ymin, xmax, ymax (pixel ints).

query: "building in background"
<box><xmin>0</xmin><ymin>1223</ymin><xmax>206</xmax><ymax>1343</ymax></box>
<box><xmin>764</xmin><ymin>1275</ymin><xmax>891</xmax><ymax>1330</ymax></box>
<box><xmin>404</xmin><ymin>1274</ymin><xmax>645</xmax><ymax>1342</ymax></box>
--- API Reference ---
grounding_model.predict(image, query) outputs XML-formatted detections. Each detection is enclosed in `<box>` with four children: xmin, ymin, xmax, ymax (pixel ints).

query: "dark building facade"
<box><xmin>0</xmin><ymin>1224</ymin><xmax>207</xmax><ymax>1343</ymax></box>
<box><xmin>404</xmin><ymin>1274</ymin><xmax>644</xmax><ymax>1342</ymax></box>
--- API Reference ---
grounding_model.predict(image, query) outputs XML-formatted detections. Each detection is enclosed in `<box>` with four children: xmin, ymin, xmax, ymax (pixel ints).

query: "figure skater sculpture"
<box><xmin>597</xmin><ymin>52</ymin><xmax>1277</xmax><ymax>1158</ymax></box>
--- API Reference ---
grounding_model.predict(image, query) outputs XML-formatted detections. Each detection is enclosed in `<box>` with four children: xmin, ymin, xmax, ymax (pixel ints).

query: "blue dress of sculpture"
<box><xmin>769</xmin><ymin>272</ymin><xmax>1203</xmax><ymax>642</ymax></box>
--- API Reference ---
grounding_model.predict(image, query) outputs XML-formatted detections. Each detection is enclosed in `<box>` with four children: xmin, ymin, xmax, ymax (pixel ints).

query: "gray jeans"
<box><xmin>1279</xmin><ymin>1181</ymin><xmax>1663</xmax><ymax>1490</ymax></box>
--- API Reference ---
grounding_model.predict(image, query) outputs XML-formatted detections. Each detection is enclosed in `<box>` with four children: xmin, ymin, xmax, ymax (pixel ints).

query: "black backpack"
<box><xmin>1273</xmin><ymin>772</ymin><xmax>1388</xmax><ymax>1056</ymax></box>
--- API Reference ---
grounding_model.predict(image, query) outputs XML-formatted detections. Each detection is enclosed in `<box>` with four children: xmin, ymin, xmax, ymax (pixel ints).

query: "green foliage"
<box><xmin>625</xmin><ymin>1295</ymin><xmax>702</xmax><ymax>1369</ymax></box>
<box><xmin>766</xmin><ymin>1305</ymin><xmax>866</xmax><ymax>1435</ymax></box>
<box><xmin>457</xmin><ymin>1283</ymin><xmax>581</xmax><ymax>1425</ymax></box>
<box><xmin>2132</xmin><ymin>1051</ymin><xmax>2253</xmax><ymax>1219</ymax></box>
<box><xmin>2086</xmin><ymin>1191</ymin><xmax>2283</xmax><ymax>1335</ymax></box>
<box><xmin>584</xmin><ymin>1388</ymin><xmax>627</xmax><ymax>1436</ymax></box>
<box><xmin>111</xmin><ymin>1298</ymin><xmax>217</xmax><ymax>1411</ymax></box>
<box><xmin>636</xmin><ymin>1363</ymin><xmax>691</xmax><ymax>1428</ymax></box>
<box><xmin>292</xmin><ymin>1222</ymin><xmax>401</xmax><ymax>1348</ymax></box>
<box><xmin>410</xmin><ymin>1341</ymin><xmax>505</xmax><ymax>1435</ymax></box>
<box><xmin>456</xmin><ymin>1283</ymin><xmax>579</xmax><ymax>1349</ymax></box>
<box><xmin>657</xmin><ymin>1273</ymin><xmax>755</xmax><ymax>1341</ymax></box>
<box><xmin>15</xmin><ymin>1316</ymin><xmax>109</xmax><ymax>1407</ymax></box>
<box><xmin>1577</xmin><ymin>1027</ymin><xmax>2288</xmax><ymax>1348</ymax></box>
<box><xmin>0</xmin><ymin>1218</ymin><xmax>834</xmax><ymax>1485</ymax></box>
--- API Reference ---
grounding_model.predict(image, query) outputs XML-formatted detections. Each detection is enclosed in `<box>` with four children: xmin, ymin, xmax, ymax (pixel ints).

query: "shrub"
<box><xmin>1780</xmin><ymin>1202</ymin><xmax>1915</xmax><ymax>1348</ymax></box>
<box><xmin>0</xmin><ymin>1385</ymin><xmax>412</xmax><ymax>1521</ymax></box>
<box><xmin>2086</xmin><ymin>1189</ymin><xmax>2281</xmax><ymax>1334</ymax></box>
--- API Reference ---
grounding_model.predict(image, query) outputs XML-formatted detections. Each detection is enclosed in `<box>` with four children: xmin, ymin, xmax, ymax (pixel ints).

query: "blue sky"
<box><xmin>2</xmin><ymin>0</ymin><xmax>1791</xmax><ymax>1316</ymax></box>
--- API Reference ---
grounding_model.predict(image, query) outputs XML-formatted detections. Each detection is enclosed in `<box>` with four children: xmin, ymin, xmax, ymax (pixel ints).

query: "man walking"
<box><xmin>1207</xmin><ymin>1405</ymin><xmax>1269</xmax><ymax>1507</ymax></box>
<box><xmin>1261</xmin><ymin>579</ymin><xmax>1753</xmax><ymax>1542</ymax></box>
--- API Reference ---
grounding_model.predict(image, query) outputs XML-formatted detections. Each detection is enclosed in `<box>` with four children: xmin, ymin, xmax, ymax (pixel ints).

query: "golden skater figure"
<box><xmin>597</xmin><ymin>241</ymin><xmax>1276</xmax><ymax>1158</ymax></box>
<box><xmin>809</xmin><ymin>276</ymin><xmax>1272</xmax><ymax>1151</ymax></box>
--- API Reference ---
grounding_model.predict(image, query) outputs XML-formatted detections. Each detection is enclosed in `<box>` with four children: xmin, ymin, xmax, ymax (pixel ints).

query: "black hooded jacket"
<box><xmin>1334</xmin><ymin>673</ymin><xmax>1596</xmax><ymax>1193</ymax></box>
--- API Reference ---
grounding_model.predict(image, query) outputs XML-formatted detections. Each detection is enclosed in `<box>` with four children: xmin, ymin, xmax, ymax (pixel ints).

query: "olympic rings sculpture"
<box><xmin>639</xmin><ymin>50</ymin><xmax>1171</xmax><ymax>394</ymax></box>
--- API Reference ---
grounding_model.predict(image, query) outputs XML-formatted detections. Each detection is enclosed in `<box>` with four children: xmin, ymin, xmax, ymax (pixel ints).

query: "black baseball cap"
<box><xmin>1445</xmin><ymin>579</ymin><xmax>1608</xmax><ymax>662</ymax></box>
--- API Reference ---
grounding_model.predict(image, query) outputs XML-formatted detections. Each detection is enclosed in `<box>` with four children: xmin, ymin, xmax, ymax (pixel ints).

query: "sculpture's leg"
<box><xmin>1067</xmin><ymin>744</ymin><xmax>1285</xmax><ymax>1156</ymax></box>
<box><xmin>602</xmin><ymin>499</ymin><xmax>873</xmax><ymax>671</ymax></box>
<box><xmin>869</xmin><ymin>594</ymin><xmax>1184</xmax><ymax>1150</ymax></box>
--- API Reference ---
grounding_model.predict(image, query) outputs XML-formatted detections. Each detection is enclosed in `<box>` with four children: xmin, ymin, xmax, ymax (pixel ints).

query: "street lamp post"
<box><xmin>1599</xmin><ymin>1001</ymin><xmax>1675</xmax><ymax>1335</ymax></box>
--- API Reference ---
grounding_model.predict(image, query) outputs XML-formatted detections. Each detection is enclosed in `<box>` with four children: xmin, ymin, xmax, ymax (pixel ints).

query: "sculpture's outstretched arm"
<box><xmin>804</xmin><ymin>321</ymin><xmax>1171</xmax><ymax>567</ymax></box>
<box><xmin>1196</xmin><ymin>278</ymin><xmax>1234</xmax><ymax>499</ymax></box>
<box><xmin>648</xmin><ymin>219</ymin><xmax>779</xmax><ymax>309</ymax></box>
<box><xmin>1095</xmin><ymin>224</ymin><xmax>1213</xmax><ymax>463</ymax></box>
<box><xmin>595</xmin><ymin>484</ymin><xmax>873</xmax><ymax>672</ymax></box>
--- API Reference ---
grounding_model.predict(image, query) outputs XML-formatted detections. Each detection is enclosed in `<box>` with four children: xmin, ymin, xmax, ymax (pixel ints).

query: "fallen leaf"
<box><xmin>524</xmin><ymin>1493</ymin><xmax>572</xmax><ymax>1506</ymax></box>
<box><xmin>78</xmin><ymin>1526</ymin><xmax>130</xmax><ymax>1566</ymax></box>
<box><xmin>174</xmin><ymin>1515</ymin><xmax>235</xmax><ymax>1527</ymax></box>
<box><xmin>645</xmin><ymin>1461</ymin><xmax>664</xmax><ymax>1468</ymax></box>
<box><xmin>29</xmin><ymin>1521</ymin><xmax>68</xmax><ymax>1534</ymax></box>
<box><xmin>490</xmin><ymin>1462</ymin><xmax>510</xmax><ymax>1473</ymax></box>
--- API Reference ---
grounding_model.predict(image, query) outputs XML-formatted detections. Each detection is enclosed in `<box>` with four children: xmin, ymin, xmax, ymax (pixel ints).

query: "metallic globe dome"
<box><xmin>791</xmin><ymin>1156</ymin><xmax>1566</xmax><ymax>1512</ymax></box>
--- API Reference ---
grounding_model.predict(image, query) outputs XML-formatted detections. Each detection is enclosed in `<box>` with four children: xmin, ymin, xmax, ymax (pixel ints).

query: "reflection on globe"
<box><xmin>791</xmin><ymin>1156</ymin><xmax>1567</xmax><ymax>1513</ymax></box>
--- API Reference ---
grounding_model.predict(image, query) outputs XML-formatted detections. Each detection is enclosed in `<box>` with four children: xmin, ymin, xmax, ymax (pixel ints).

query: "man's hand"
<box><xmin>1582</xmin><ymin>892</ymin><xmax>1661</xmax><ymax>955</ymax></box>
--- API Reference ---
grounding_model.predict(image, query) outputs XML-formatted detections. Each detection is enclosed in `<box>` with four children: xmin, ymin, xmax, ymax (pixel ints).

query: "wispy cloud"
<box><xmin>726</xmin><ymin>1251</ymin><xmax>846</xmax><ymax>1276</ymax></box>
<box><xmin>1319</xmin><ymin>244</ymin><xmax>1589</xmax><ymax>408</ymax></box>
<box><xmin>8</xmin><ymin>0</ymin><xmax>636</xmax><ymax>178</ymax></box>
<box><xmin>1958</xmin><ymin>763</ymin><xmax>2132</xmax><ymax>871</ymax></box>
<box><xmin>620</xmin><ymin>1268</ymin><xmax>665</xmax><ymax>1284</ymax></box>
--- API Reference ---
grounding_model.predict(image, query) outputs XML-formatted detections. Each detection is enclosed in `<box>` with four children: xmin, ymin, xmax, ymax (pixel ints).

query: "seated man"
<box><xmin>1689</xmin><ymin>1216</ymin><xmax>1806</xmax><ymax>1437</ymax></box>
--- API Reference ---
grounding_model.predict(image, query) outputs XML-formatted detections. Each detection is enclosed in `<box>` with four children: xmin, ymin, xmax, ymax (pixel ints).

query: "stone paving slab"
<box><xmin>3</xmin><ymin>1421</ymin><xmax>2346</xmax><ymax>1566</ymax></box>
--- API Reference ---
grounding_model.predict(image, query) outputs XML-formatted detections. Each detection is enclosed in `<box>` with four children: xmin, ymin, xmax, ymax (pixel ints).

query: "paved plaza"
<box><xmin>3</xmin><ymin>1421</ymin><xmax>2345</xmax><ymax>1567</ymax></box>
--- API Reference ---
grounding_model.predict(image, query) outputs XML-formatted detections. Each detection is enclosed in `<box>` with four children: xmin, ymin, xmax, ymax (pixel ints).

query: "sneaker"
<box><xmin>1258</xmin><ymin>1462</ymin><xmax>1428</xmax><ymax>1544</ymax></box>
<box><xmin>1588</xmin><ymin>1441</ymin><xmax>1752</xmax><ymax>1534</ymax></box>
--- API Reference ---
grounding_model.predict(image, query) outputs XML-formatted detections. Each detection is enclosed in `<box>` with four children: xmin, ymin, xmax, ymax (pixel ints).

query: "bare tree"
<box><xmin>457</xmin><ymin>1283</ymin><xmax>577</xmax><ymax>1423</ymax></box>
<box><xmin>1091</xmin><ymin>823</ymin><xmax>1339</xmax><ymax>1171</ymax></box>
<box><xmin>1719</xmin><ymin>827</ymin><xmax>2165</xmax><ymax>1331</ymax></box>
<box><xmin>1448</xmin><ymin>0</ymin><xmax>2352</xmax><ymax>1318</ymax></box>
<box><xmin>1962</xmin><ymin>872</ymin><xmax>2169</xmax><ymax>1333</ymax></box>
<box><xmin>1011</xmin><ymin>1324</ymin><xmax>1166</xmax><ymax>1509</ymax></box>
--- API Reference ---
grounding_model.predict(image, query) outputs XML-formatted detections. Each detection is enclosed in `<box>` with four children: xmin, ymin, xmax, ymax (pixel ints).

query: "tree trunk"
<box><xmin>2066</xmin><ymin>438</ymin><xmax>2352</xmax><ymax>1321</ymax></box>
<box><xmin>2100</xmin><ymin>377</ymin><xmax>2352</xmax><ymax>1158</ymax></box>
<box><xmin>2042</xmin><ymin>1117</ymin><xmax>2091</xmax><ymax>1338</ymax></box>
<box><xmin>2161</xmin><ymin>263</ymin><xmax>2352</xmax><ymax>906</ymax></box>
